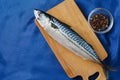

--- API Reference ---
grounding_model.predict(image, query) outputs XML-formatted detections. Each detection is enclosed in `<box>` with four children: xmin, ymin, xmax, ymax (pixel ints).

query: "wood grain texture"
<box><xmin>35</xmin><ymin>0</ymin><xmax>108</xmax><ymax>80</ymax></box>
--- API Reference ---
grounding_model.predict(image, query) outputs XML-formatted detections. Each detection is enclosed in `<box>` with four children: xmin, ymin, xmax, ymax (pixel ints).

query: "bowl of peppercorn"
<box><xmin>88</xmin><ymin>8</ymin><xmax>114</xmax><ymax>33</ymax></box>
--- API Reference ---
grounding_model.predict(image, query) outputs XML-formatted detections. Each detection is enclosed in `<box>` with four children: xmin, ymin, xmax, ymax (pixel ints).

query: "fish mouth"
<box><xmin>34</xmin><ymin>9</ymin><xmax>48</xmax><ymax>19</ymax></box>
<box><xmin>34</xmin><ymin>9</ymin><xmax>41</xmax><ymax>19</ymax></box>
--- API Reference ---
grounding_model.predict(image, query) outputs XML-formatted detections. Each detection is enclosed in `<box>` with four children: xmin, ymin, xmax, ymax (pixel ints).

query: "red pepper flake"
<box><xmin>90</xmin><ymin>14</ymin><xmax>109</xmax><ymax>31</ymax></box>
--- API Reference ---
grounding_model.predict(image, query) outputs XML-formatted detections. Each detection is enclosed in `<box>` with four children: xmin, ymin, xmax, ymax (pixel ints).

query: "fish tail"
<box><xmin>100</xmin><ymin>61</ymin><xmax>116</xmax><ymax>79</ymax></box>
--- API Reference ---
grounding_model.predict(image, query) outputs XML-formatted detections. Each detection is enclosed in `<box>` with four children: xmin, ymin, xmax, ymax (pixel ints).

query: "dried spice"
<box><xmin>90</xmin><ymin>14</ymin><xmax>109</xmax><ymax>31</ymax></box>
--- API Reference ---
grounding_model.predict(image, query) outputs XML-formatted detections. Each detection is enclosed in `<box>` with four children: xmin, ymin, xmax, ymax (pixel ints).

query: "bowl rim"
<box><xmin>88</xmin><ymin>8</ymin><xmax>114</xmax><ymax>34</ymax></box>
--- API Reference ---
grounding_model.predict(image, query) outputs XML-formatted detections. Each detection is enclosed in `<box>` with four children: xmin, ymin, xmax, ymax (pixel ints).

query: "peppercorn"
<box><xmin>90</xmin><ymin>14</ymin><xmax>109</xmax><ymax>31</ymax></box>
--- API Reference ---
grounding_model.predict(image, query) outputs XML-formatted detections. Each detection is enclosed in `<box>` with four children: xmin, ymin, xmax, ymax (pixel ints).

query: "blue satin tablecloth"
<box><xmin>0</xmin><ymin>0</ymin><xmax>120</xmax><ymax>80</ymax></box>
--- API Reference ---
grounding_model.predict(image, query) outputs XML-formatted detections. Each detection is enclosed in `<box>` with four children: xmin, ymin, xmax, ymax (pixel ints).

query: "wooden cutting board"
<box><xmin>35</xmin><ymin>0</ymin><xmax>108</xmax><ymax>80</ymax></box>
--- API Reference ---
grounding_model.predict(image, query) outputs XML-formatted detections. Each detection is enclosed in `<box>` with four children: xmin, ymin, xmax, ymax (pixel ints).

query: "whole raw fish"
<box><xmin>34</xmin><ymin>9</ymin><xmax>114</xmax><ymax>78</ymax></box>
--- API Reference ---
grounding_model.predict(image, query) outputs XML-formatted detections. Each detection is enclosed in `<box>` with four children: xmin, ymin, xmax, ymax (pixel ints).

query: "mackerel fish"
<box><xmin>34</xmin><ymin>9</ymin><xmax>114</xmax><ymax>77</ymax></box>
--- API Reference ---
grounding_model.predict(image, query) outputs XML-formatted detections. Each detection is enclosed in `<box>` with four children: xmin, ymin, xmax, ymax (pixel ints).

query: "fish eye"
<box><xmin>38</xmin><ymin>13</ymin><xmax>41</xmax><ymax>16</ymax></box>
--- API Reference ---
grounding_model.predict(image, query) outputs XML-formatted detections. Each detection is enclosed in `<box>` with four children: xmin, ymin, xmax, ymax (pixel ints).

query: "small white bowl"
<box><xmin>88</xmin><ymin>8</ymin><xmax>114</xmax><ymax>34</ymax></box>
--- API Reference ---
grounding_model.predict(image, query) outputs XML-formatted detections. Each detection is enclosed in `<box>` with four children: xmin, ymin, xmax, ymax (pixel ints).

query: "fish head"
<box><xmin>34</xmin><ymin>9</ymin><xmax>58</xmax><ymax>30</ymax></box>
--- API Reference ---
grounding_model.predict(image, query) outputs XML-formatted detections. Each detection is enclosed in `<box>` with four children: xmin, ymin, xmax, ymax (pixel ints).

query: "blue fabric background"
<box><xmin>0</xmin><ymin>0</ymin><xmax>120</xmax><ymax>80</ymax></box>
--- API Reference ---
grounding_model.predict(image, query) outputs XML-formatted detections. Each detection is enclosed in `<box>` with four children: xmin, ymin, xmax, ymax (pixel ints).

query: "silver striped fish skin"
<box><xmin>34</xmin><ymin>9</ymin><xmax>101</xmax><ymax>64</ymax></box>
